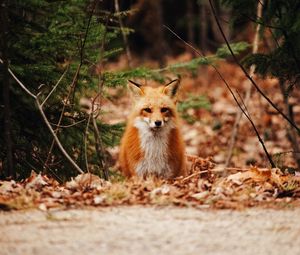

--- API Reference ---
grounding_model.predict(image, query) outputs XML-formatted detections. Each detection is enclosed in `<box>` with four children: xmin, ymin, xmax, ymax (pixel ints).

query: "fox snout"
<box><xmin>154</xmin><ymin>120</ymin><xmax>162</xmax><ymax>127</ymax></box>
<box><xmin>143</xmin><ymin>117</ymin><xmax>165</xmax><ymax>129</ymax></box>
<box><xmin>149</xmin><ymin>119</ymin><xmax>164</xmax><ymax>129</ymax></box>
<box><xmin>139</xmin><ymin>106</ymin><xmax>171</xmax><ymax>129</ymax></box>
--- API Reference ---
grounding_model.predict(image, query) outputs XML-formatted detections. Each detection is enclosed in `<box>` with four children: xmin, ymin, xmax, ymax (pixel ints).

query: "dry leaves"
<box><xmin>1</xmin><ymin>158</ymin><xmax>300</xmax><ymax>211</ymax></box>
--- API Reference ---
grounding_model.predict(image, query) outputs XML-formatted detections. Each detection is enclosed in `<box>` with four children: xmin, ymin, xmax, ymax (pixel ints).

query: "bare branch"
<box><xmin>208</xmin><ymin>0</ymin><xmax>300</xmax><ymax>135</ymax></box>
<box><xmin>49</xmin><ymin>119</ymin><xmax>86</xmax><ymax>128</ymax></box>
<box><xmin>0</xmin><ymin>58</ymin><xmax>36</xmax><ymax>99</ymax></box>
<box><xmin>44</xmin><ymin>2</ymin><xmax>97</xmax><ymax>169</ymax></box>
<box><xmin>84</xmin><ymin>111</ymin><xmax>92</xmax><ymax>172</ymax></box>
<box><xmin>36</xmin><ymin>98</ymin><xmax>84</xmax><ymax>174</ymax></box>
<box><xmin>225</xmin><ymin>86</ymin><xmax>276</xmax><ymax>168</ymax></box>
<box><xmin>41</xmin><ymin>67</ymin><xmax>69</xmax><ymax>107</ymax></box>
<box><xmin>44</xmin><ymin>64</ymin><xmax>81</xmax><ymax>169</ymax></box>
<box><xmin>225</xmin><ymin>0</ymin><xmax>264</xmax><ymax>169</ymax></box>
<box><xmin>91</xmin><ymin>89</ymin><xmax>109</xmax><ymax>180</ymax></box>
<box><xmin>163</xmin><ymin>25</ymin><xmax>275</xmax><ymax>168</ymax></box>
<box><xmin>0</xmin><ymin>59</ymin><xmax>84</xmax><ymax>174</ymax></box>
<box><xmin>91</xmin><ymin>13</ymin><xmax>113</xmax><ymax>180</ymax></box>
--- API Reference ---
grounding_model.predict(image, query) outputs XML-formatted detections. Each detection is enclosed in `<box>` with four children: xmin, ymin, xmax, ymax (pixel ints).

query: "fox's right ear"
<box><xmin>163</xmin><ymin>78</ymin><xmax>180</xmax><ymax>99</ymax></box>
<box><xmin>128</xmin><ymin>80</ymin><xmax>144</xmax><ymax>97</ymax></box>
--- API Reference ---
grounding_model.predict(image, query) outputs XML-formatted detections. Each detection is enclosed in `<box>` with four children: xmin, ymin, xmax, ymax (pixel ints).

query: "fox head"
<box><xmin>128</xmin><ymin>79</ymin><xmax>181</xmax><ymax>131</ymax></box>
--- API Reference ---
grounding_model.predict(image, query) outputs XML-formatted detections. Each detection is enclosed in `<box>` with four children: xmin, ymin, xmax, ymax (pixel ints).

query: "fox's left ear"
<box><xmin>163</xmin><ymin>78</ymin><xmax>181</xmax><ymax>99</ymax></box>
<box><xmin>128</xmin><ymin>80</ymin><xmax>144</xmax><ymax>98</ymax></box>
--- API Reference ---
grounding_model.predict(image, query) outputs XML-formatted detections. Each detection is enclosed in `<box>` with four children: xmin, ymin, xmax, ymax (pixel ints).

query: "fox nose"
<box><xmin>154</xmin><ymin>120</ymin><xmax>162</xmax><ymax>127</ymax></box>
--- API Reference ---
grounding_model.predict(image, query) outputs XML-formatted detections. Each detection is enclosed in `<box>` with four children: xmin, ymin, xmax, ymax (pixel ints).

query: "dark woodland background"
<box><xmin>1</xmin><ymin>0</ymin><xmax>300</xmax><ymax>181</ymax></box>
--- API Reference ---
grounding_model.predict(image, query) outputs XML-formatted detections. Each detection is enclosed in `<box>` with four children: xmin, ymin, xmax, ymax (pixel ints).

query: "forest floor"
<box><xmin>1</xmin><ymin>54</ymin><xmax>300</xmax><ymax>254</ymax></box>
<box><xmin>1</xmin><ymin>206</ymin><xmax>300</xmax><ymax>255</ymax></box>
<box><xmin>101</xmin><ymin>53</ymin><xmax>300</xmax><ymax>170</ymax></box>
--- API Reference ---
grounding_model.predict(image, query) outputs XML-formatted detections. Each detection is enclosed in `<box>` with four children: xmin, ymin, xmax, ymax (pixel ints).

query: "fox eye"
<box><xmin>143</xmin><ymin>108</ymin><xmax>152</xmax><ymax>113</ymax></box>
<box><xmin>161</xmin><ymin>107</ymin><xmax>169</xmax><ymax>113</ymax></box>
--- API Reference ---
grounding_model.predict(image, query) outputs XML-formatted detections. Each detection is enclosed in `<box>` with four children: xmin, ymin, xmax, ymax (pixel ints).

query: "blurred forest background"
<box><xmin>1</xmin><ymin>0</ymin><xmax>300</xmax><ymax>181</ymax></box>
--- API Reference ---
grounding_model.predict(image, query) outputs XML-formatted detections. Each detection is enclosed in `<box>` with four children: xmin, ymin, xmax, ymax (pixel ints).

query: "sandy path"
<box><xmin>1</xmin><ymin>206</ymin><xmax>300</xmax><ymax>255</ymax></box>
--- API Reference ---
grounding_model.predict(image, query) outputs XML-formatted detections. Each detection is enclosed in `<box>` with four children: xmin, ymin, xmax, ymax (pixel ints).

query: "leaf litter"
<box><xmin>1</xmin><ymin>59</ymin><xmax>300</xmax><ymax>211</ymax></box>
<box><xmin>1</xmin><ymin>158</ymin><xmax>300</xmax><ymax>211</ymax></box>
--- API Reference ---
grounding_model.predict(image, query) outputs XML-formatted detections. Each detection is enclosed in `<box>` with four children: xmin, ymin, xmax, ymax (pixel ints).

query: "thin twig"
<box><xmin>41</xmin><ymin>67</ymin><xmax>69</xmax><ymax>107</ymax></box>
<box><xmin>36</xmin><ymin>98</ymin><xmax>84</xmax><ymax>174</ymax></box>
<box><xmin>224</xmin><ymin>0</ymin><xmax>264</xmax><ymax>169</ymax></box>
<box><xmin>92</xmin><ymin>116</ymin><xmax>107</xmax><ymax>178</ymax></box>
<box><xmin>0</xmin><ymin>59</ymin><xmax>36</xmax><ymax>98</ymax></box>
<box><xmin>181</xmin><ymin>170</ymin><xmax>209</xmax><ymax>182</ymax></box>
<box><xmin>181</xmin><ymin>166</ymin><xmax>254</xmax><ymax>182</ymax></box>
<box><xmin>212</xmin><ymin>167</ymin><xmax>250</xmax><ymax>172</ymax></box>
<box><xmin>230</xmin><ymin>88</ymin><xmax>276</xmax><ymax>167</ymax></box>
<box><xmin>0</xmin><ymin>59</ymin><xmax>84</xmax><ymax>174</ymax></box>
<box><xmin>91</xmin><ymin>90</ymin><xmax>109</xmax><ymax>180</ymax></box>
<box><xmin>241</xmin><ymin>13</ymin><xmax>281</xmax><ymax>30</ymax></box>
<box><xmin>208</xmin><ymin>0</ymin><xmax>300</xmax><ymax>135</ymax></box>
<box><xmin>49</xmin><ymin>119</ymin><xmax>86</xmax><ymax>128</ymax></box>
<box><xmin>84</xmin><ymin>111</ymin><xmax>92</xmax><ymax>173</ymax></box>
<box><xmin>164</xmin><ymin>25</ymin><xmax>202</xmax><ymax>57</ymax></box>
<box><xmin>236</xmin><ymin>90</ymin><xmax>250</xmax><ymax>114</ymax></box>
<box><xmin>44</xmin><ymin>2</ymin><xmax>96</xmax><ymax>169</ymax></box>
<box><xmin>91</xmin><ymin>13</ymin><xmax>112</xmax><ymax>180</ymax></box>
<box><xmin>163</xmin><ymin>25</ymin><xmax>276</xmax><ymax>168</ymax></box>
<box><xmin>44</xmin><ymin>64</ymin><xmax>82</xmax><ymax>169</ymax></box>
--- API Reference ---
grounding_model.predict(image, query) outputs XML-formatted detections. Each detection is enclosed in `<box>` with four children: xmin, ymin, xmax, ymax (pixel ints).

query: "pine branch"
<box><xmin>44</xmin><ymin>2</ymin><xmax>97</xmax><ymax>170</ymax></box>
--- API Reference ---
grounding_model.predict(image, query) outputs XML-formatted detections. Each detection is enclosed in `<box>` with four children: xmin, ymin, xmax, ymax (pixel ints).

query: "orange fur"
<box><xmin>119</xmin><ymin>124</ymin><xmax>143</xmax><ymax>177</ymax></box>
<box><xmin>119</xmin><ymin>79</ymin><xmax>186</xmax><ymax>179</ymax></box>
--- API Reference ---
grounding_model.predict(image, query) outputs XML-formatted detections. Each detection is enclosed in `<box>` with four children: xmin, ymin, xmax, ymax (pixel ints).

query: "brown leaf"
<box><xmin>191</xmin><ymin>191</ymin><xmax>210</xmax><ymax>200</ymax></box>
<box><xmin>0</xmin><ymin>180</ymin><xmax>19</xmax><ymax>194</ymax></box>
<box><xmin>65</xmin><ymin>173</ymin><xmax>111</xmax><ymax>190</ymax></box>
<box><xmin>25</xmin><ymin>171</ymin><xmax>48</xmax><ymax>189</ymax></box>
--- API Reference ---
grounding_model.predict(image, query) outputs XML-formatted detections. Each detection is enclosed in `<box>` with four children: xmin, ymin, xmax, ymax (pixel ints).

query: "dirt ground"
<box><xmin>1</xmin><ymin>206</ymin><xmax>300</xmax><ymax>255</ymax></box>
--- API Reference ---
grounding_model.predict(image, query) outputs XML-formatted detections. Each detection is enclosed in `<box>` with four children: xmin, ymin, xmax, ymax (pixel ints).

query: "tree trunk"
<box><xmin>0</xmin><ymin>0</ymin><xmax>15</xmax><ymax>179</ymax></box>
<box><xmin>199</xmin><ymin>0</ymin><xmax>208</xmax><ymax>52</ymax></box>
<box><xmin>209</xmin><ymin>0</ymin><xmax>231</xmax><ymax>44</ymax></box>
<box><xmin>129</xmin><ymin>0</ymin><xmax>166</xmax><ymax>66</ymax></box>
<box><xmin>187</xmin><ymin>0</ymin><xmax>195</xmax><ymax>46</ymax></box>
<box><xmin>279</xmin><ymin>80</ymin><xmax>300</xmax><ymax>169</ymax></box>
<box><xmin>150</xmin><ymin>0</ymin><xmax>166</xmax><ymax>67</ymax></box>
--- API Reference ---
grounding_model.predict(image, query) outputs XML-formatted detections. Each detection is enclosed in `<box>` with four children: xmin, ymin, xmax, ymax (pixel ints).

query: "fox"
<box><xmin>119</xmin><ymin>79</ymin><xmax>186</xmax><ymax>179</ymax></box>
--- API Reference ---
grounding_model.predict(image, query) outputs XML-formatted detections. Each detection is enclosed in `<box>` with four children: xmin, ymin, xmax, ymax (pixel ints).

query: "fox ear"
<box><xmin>128</xmin><ymin>80</ymin><xmax>144</xmax><ymax>97</ymax></box>
<box><xmin>163</xmin><ymin>78</ymin><xmax>180</xmax><ymax>99</ymax></box>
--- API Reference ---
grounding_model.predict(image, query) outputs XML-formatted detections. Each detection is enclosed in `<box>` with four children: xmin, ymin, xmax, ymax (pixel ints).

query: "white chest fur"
<box><xmin>134</xmin><ymin>118</ymin><xmax>174</xmax><ymax>178</ymax></box>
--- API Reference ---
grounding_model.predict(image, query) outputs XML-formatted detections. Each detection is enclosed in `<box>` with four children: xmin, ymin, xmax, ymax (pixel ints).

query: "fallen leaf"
<box><xmin>93</xmin><ymin>195</ymin><xmax>106</xmax><ymax>205</ymax></box>
<box><xmin>38</xmin><ymin>203</ymin><xmax>47</xmax><ymax>211</ymax></box>
<box><xmin>191</xmin><ymin>191</ymin><xmax>210</xmax><ymax>200</ymax></box>
<box><xmin>25</xmin><ymin>172</ymin><xmax>48</xmax><ymax>189</ymax></box>
<box><xmin>65</xmin><ymin>173</ymin><xmax>110</xmax><ymax>190</ymax></box>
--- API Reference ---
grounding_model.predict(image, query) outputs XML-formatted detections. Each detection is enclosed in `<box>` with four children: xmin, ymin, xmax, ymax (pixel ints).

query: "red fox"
<box><xmin>119</xmin><ymin>79</ymin><xmax>186</xmax><ymax>179</ymax></box>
